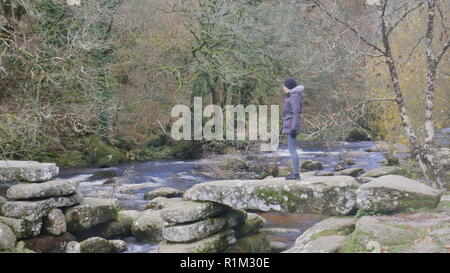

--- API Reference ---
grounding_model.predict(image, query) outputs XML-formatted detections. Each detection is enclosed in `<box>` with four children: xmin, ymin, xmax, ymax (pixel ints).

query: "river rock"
<box><xmin>110</xmin><ymin>239</ymin><xmax>128</xmax><ymax>253</ymax></box>
<box><xmin>162</xmin><ymin>217</ymin><xmax>226</xmax><ymax>243</ymax></box>
<box><xmin>360</xmin><ymin>166</ymin><xmax>402</xmax><ymax>178</ymax></box>
<box><xmin>86</xmin><ymin>210</ymin><xmax>141</xmax><ymax>239</ymax></box>
<box><xmin>301</xmin><ymin>160</ymin><xmax>324</xmax><ymax>171</ymax></box>
<box><xmin>65</xmin><ymin>241</ymin><xmax>80</xmax><ymax>253</ymax></box>
<box><xmin>224</xmin><ymin>232</ymin><xmax>271</xmax><ymax>253</ymax></box>
<box><xmin>0</xmin><ymin>223</ymin><xmax>16</xmax><ymax>250</ymax></box>
<box><xmin>351</xmin><ymin>216</ymin><xmax>418</xmax><ymax>247</ymax></box>
<box><xmin>2</xmin><ymin>194</ymin><xmax>83</xmax><ymax>222</ymax></box>
<box><xmin>131</xmin><ymin>210</ymin><xmax>167</xmax><ymax>243</ymax></box>
<box><xmin>23</xmin><ymin>232</ymin><xmax>75</xmax><ymax>253</ymax></box>
<box><xmin>0</xmin><ymin>216</ymin><xmax>42</xmax><ymax>239</ymax></box>
<box><xmin>77</xmin><ymin>210</ymin><xmax>140</xmax><ymax>240</ymax></box>
<box><xmin>184</xmin><ymin>176</ymin><xmax>359</xmax><ymax>216</ymax></box>
<box><xmin>144</xmin><ymin>187</ymin><xmax>184</xmax><ymax>200</ymax></box>
<box><xmin>156</xmin><ymin>229</ymin><xmax>236</xmax><ymax>253</ymax></box>
<box><xmin>145</xmin><ymin>197</ymin><xmax>184</xmax><ymax>210</ymax></box>
<box><xmin>293</xmin><ymin>235</ymin><xmax>346</xmax><ymax>253</ymax></box>
<box><xmin>91</xmin><ymin>170</ymin><xmax>118</xmax><ymax>180</ymax></box>
<box><xmin>356</xmin><ymin>175</ymin><xmax>441</xmax><ymax>213</ymax></box>
<box><xmin>285</xmin><ymin>217</ymin><xmax>356</xmax><ymax>253</ymax></box>
<box><xmin>44</xmin><ymin>209</ymin><xmax>66</xmax><ymax>236</ymax></box>
<box><xmin>79</xmin><ymin>237</ymin><xmax>113</xmax><ymax>253</ymax></box>
<box><xmin>7</xmin><ymin>179</ymin><xmax>78</xmax><ymax>200</ymax></box>
<box><xmin>335</xmin><ymin>168</ymin><xmax>365</xmax><ymax>177</ymax></box>
<box><xmin>64</xmin><ymin>198</ymin><xmax>118</xmax><ymax>232</ymax></box>
<box><xmin>160</xmin><ymin>201</ymin><xmax>229</xmax><ymax>224</ymax></box>
<box><xmin>0</xmin><ymin>161</ymin><xmax>59</xmax><ymax>183</ymax></box>
<box><xmin>235</xmin><ymin>213</ymin><xmax>265</xmax><ymax>238</ymax></box>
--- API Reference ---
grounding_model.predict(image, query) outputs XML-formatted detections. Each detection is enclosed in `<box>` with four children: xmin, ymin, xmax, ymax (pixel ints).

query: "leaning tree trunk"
<box><xmin>380</xmin><ymin>2</ymin><xmax>446</xmax><ymax>190</ymax></box>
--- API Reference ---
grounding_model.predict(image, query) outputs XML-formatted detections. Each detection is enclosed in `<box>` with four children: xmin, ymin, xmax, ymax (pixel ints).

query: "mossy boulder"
<box><xmin>79</xmin><ymin>237</ymin><xmax>113</xmax><ymax>253</ymax></box>
<box><xmin>301</xmin><ymin>160</ymin><xmax>324</xmax><ymax>171</ymax></box>
<box><xmin>0</xmin><ymin>216</ymin><xmax>42</xmax><ymax>239</ymax></box>
<box><xmin>184</xmin><ymin>176</ymin><xmax>359</xmax><ymax>216</ymax></box>
<box><xmin>356</xmin><ymin>175</ymin><xmax>441</xmax><ymax>213</ymax></box>
<box><xmin>131</xmin><ymin>210</ymin><xmax>167</xmax><ymax>243</ymax></box>
<box><xmin>64</xmin><ymin>198</ymin><xmax>119</xmax><ymax>233</ymax></box>
<box><xmin>224</xmin><ymin>232</ymin><xmax>271</xmax><ymax>253</ymax></box>
<box><xmin>87</xmin><ymin>137</ymin><xmax>125</xmax><ymax>167</ymax></box>
<box><xmin>235</xmin><ymin>213</ymin><xmax>264</xmax><ymax>238</ymax></box>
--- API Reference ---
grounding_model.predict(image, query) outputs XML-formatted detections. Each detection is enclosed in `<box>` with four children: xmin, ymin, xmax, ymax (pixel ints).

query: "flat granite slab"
<box><xmin>184</xmin><ymin>176</ymin><xmax>359</xmax><ymax>216</ymax></box>
<box><xmin>0</xmin><ymin>161</ymin><xmax>59</xmax><ymax>183</ymax></box>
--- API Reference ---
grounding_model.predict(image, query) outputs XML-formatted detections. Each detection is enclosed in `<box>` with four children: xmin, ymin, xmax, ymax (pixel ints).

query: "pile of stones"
<box><xmin>129</xmin><ymin>194</ymin><xmax>270</xmax><ymax>253</ymax></box>
<box><xmin>0</xmin><ymin>160</ymin><xmax>128</xmax><ymax>253</ymax></box>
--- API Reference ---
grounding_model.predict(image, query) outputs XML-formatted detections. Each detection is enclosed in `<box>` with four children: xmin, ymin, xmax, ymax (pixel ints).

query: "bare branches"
<box><xmin>311</xmin><ymin>0</ymin><xmax>386</xmax><ymax>55</ymax></box>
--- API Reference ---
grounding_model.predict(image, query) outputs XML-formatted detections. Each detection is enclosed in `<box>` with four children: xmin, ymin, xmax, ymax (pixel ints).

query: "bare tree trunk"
<box><xmin>313</xmin><ymin>0</ymin><xmax>448</xmax><ymax>189</ymax></box>
<box><xmin>419</xmin><ymin>0</ymin><xmax>447</xmax><ymax>189</ymax></box>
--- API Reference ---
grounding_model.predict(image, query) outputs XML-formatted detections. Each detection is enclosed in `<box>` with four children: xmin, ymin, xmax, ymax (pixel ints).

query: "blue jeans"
<box><xmin>287</xmin><ymin>134</ymin><xmax>299</xmax><ymax>174</ymax></box>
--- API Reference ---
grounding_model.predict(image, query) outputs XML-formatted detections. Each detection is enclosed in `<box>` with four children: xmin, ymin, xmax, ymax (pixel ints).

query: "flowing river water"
<box><xmin>57</xmin><ymin>140</ymin><xmax>386</xmax><ymax>253</ymax></box>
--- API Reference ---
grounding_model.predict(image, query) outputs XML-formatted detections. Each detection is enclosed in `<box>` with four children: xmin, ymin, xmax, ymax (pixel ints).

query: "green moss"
<box><xmin>224</xmin><ymin>232</ymin><xmax>271</xmax><ymax>253</ymax></box>
<box><xmin>339</xmin><ymin>230</ymin><xmax>372</xmax><ymax>253</ymax></box>
<box><xmin>87</xmin><ymin>137</ymin><xmax>125</xmax><ymax>167</ymax></box>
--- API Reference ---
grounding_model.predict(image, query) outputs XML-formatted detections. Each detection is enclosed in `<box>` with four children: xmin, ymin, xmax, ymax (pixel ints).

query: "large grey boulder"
<box><xmin>356</xmin><ymin>175</ymin><xmax>441</xmax><ymax>213</ymax></box>
<box><xmin>2</xmin><ymin>194</ymin><xmax>83</xmax><ymax>222</ymax></box>
<box><xmin>0</xmin><ymin>222</ymin><xmax>17</xmax><ymax>250</ymax></box>
<box><xmin>44</xmin><ymin>209</ymin><xmax>67</xmax><ymax>236</ymax></box>
<box><xmin>156</xmin><ymin>229</ymin><xmax>236</xmax><ymax>253</ymax></box>
<box><xmin>0</xmin><ymin>216</ymin><xmax>42</xmax><ymax>239</ymax></box>
<box><xmin>0</xmin><ymin>161</ymin><xmax>59</xmax><ymax>183</ymax></box>
<box><xmin>131</xmin><ymin>210</ymin><xmax>167</xmax><ymax>243</ymax></box>
<box><xmin>160</xmin><ymin>201</ymin><xmax>229</xmax><ymax>224</ymax></box>
<box><xmin>162</xmin><ymin>217</ymin><xmax>226</xmax><ymax>243</ymax></box>
<box><xmin>285</xmin><ymin>217</ymin><xmax>356</xmax><ymax>253</ymax></box>
<box><xmin>184</xmin><ymin>176</ymin><xmax>359</xmax><ymax>216</ymax></box>
<box><xmin>7</xmin><ymin>179</ymin><xmax>78</xmax><ymax>200</ymax></box>
<box><xmin>360</xmin><ymin>166</ymin><xmax>402</xmax><ymax>178</ymax></box>
<box><xmin>144</xmin><ymin>187</ymin><xmax>184</xmax><ymax>200</ymax></box>
<box><xmin>64</xmin><ymin>198</ymin><xmax>118</xmax><ymax>232</ymax></box>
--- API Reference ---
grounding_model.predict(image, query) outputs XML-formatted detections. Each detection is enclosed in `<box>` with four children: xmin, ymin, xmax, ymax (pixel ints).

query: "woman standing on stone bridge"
<box><xmin>282</xmin><ymin>78</ymin><xmax>305</xmax><ymax>180</ymax></box>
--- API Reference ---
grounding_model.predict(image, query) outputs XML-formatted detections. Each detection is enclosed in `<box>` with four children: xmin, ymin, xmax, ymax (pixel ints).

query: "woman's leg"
<box><xmin>287</xmin><ymin>134</ymin><xmax>300</xmax><ymax>174</ymax></box>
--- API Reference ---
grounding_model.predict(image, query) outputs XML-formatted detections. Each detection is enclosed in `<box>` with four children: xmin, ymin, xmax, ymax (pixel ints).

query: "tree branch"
<box><xmin>311</xmin><ymin>0</ymin><xmax>386</xmax><ymax>55</ymax></box>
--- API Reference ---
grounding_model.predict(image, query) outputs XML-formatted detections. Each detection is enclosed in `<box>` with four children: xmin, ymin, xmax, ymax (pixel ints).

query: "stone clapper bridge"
<box><xmin>1</xmin><ymin>160</ymin><xmax>443</xmax><ymax>253</ymax></box>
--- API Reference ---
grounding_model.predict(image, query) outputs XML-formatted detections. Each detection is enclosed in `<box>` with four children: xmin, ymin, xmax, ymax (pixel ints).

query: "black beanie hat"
<box><xmin>284</xmin><ymin>78</ymin><xmax>297</xmax><ymax>90</ymax></box>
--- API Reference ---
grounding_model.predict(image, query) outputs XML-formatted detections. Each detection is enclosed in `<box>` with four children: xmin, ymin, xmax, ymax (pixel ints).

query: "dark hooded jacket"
<box><xmin>282</xmin><ymin>85</ymin><xmax>304</xmax><ymax>135</ymax></box>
